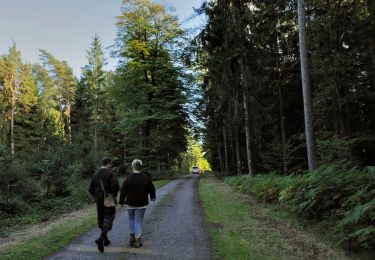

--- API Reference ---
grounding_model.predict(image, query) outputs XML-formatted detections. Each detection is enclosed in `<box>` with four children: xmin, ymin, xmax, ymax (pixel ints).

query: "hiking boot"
<box><xmin>96</xmin><ymin>238</ymin><xmax>110</xmax><ymax>246</ymax></box>
<box><xmin>103</xmin><ymin>234</ymin><xmax>110</xmax><ymax>246</ymax></box>
<box><xmin>134</xmin><ymin>237</ymin><xmax>143</xmax><ymax>248</ymax></box>
<box><xmin>97</xmin><ymin>236</ymin><xmax>104</xmax><ymax>253</ymax></box>
<box><xmin>129</xmin><ymin>233</ymin><xmax>135</xmax><ymax>246</ymax></box>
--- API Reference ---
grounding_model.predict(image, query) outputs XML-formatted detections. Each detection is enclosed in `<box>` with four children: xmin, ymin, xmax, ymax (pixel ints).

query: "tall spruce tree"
<box><xmin>80</xmin><ymin>35</ymin><xmax>108</xmax><ymax>161</ymax></box>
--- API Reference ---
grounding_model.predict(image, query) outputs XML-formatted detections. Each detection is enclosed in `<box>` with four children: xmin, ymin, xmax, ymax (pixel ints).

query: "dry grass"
<box><xmin>0</xmin><ymin>205</ymin><xmax>96</xmax><ymax>252</ymax></box>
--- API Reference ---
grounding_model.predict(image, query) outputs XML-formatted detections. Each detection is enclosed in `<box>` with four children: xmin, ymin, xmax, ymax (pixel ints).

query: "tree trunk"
<box><xmin>233</xmin><ymin>98</ymin><xmax>242</xmax><ymax>175</ymax></box>
<box><xmin>242</xmin><ymin>88</ymin><xmax>255</xmax><ymax>176</ymax></box>
<box><xmin>94</xmin><ymin>120</ymin><xmax>98</xmax><ymax>161</ymax></box>
<box><xmin>297</xmin><ymin>0</ymin><xmax>318</xmax><ymax>170</ymax></box>
<box><xmin>366</xmin><ymin>0</ymin><xmax>375</xmax><ymax>89</ymax></box>
<box><xmin>223</xmin><ymin>123</ymin><xmax>229</xmax><ymax>173</ymax></box>
<box><xmin>66</xmin><ymin>102</ymin><xmax>72</xmax><ymax>142</ymax></box>
<box><xmin>275</xmin><ymin>19</ymin><xmax>288</xmax><ymax>175</ymax></box>
<box><xmin>10</xmin><ymin>89</ymin><xmax>15</xmax><ymax>155</ymax></box>
<box><xmin>217</xmin><ymin>140</ymin><xmax>224</xmax><ymax>172</ymax></box>
<box><xmin>10</xmin><ymin>76</ymin><xmax>18</xmax><ymax>155</ymax></box>
<box><xmin>228</xmin><ymin>126</ymin><xmax>236</xmax><ymax>173</ymax></box>
<box><xmin>278</xmin><ymin>84</ymin><xmax>288</xmax><ymax>175</ymax></box>
<box><xmin>240</xmin><ymin>60</ymin><xmax>255</xmax><ymax>176</ymax></box>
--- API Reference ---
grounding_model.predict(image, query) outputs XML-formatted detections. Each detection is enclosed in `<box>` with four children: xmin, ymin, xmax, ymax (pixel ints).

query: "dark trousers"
<box><xmin>96</xmin><ymin>204</ymin><xmax>116</xmax><ymax>236</ymax></box>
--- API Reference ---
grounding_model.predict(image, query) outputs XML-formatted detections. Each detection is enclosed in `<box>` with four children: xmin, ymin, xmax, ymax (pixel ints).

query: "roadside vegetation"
<box><xmin>199</xmin><ymin>177</ymin><xmax>349</xmax><ymax>260</ymax></box>
<box><xmin>195</xmin><ymin>1</ymin><xmax>375</xmax><ymax>255</ymax></box>
<box><xmin>225</xmin><ymin>165</ymin><xmax>375</xmax><ymax>251</ymax></box>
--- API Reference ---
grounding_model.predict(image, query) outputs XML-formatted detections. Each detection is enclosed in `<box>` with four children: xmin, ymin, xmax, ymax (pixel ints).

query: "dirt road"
<box><xmin>48</xmin><ymin>176</ymin><xmax>210</xmax><ymax>260</ymax></box>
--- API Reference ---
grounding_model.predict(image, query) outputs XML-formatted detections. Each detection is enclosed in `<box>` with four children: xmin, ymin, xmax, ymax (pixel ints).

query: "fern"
<box><xmin>225</xmin><ymin>164</ymin><xmax>375</xmax><ymax>249</ymax></box>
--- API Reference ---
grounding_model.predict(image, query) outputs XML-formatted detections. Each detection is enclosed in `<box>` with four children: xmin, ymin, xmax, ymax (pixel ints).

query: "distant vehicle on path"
<box><xmin>192</xmin><ymin>166</ymin><xmax>199</xmax><ymax>175</ymax></box>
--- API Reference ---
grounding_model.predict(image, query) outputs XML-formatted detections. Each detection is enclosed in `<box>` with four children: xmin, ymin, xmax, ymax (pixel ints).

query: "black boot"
<box><xmin>103</xmin><ymin>234</ymin><xmax>111</xmax><ymax>246</ymax></box>
<box><xmin>97</xmin><ymin>236</ymin><xmax>104</xmax><ymax>253</ymax></box>
<box><xmin>134</xmin><ymin>237</ymin><xmax>143</xmax><ymax>248</ymax></box>
<box><xmin>129</xmin><ymin>233</ymin><xmax>135</xmax><ymax>246</ymax></box>
<box><xmin>97</xmin><ymin>235</ymin><xmax>110</xmax><ymax>246</ymax></box>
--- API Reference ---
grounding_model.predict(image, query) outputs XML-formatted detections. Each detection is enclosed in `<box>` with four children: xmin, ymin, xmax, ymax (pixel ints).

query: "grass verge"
<box><xmin>153</xmin><ymin>179</ymin><xmax>169</xmax><ymax>189</ymax></box>
<box><xmin>0</xmin><ymin>179</ymin><xmax>169</xmax><ymax>260</ymax></box>
<box><xmin>199</xmin><ymin>177</ymin><xmax>349</xmax><ymax>260</ymax></box>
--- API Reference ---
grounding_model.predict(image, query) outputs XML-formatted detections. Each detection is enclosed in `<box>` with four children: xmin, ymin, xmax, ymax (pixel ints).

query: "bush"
<box><xmin>0</xmin><ymin>159</ymin><xmax>39</xmax><ymax>215</ymax></box>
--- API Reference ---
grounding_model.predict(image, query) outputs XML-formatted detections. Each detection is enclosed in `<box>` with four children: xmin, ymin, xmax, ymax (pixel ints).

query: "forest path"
<box><xmin>48</xmin><ymin>175</ymin><xmax>210</xmax><ymax>260</ymax></box>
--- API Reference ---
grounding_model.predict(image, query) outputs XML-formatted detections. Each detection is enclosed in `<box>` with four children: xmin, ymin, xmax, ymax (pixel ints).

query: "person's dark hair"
<box><xmin>102</xmin><ymin>157</ymin><xmax>112</xmax><ymax>166</ymax></box>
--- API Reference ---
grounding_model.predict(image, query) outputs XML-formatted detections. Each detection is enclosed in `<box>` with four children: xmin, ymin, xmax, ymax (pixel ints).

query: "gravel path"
<box><xmin>48</xmin><ymin>175</ymin><xmax>210</xmax><ymax>260</ymax></box>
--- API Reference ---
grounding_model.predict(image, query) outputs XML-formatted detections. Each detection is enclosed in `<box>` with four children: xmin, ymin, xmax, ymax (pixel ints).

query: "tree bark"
<box><xmin>94</xmin><ymin>119</ymin><xmax>98</xmax><ymax>161</ymax></box>
<box><xmin>278</xmin><ymin>84</ymin><xmax>288</xmax><ymax>174</ymax></box>
<box><xmin>65</xmin><ymin>101</ymin><xmax>72</xmax><ymax>142</ymax></box>
<box><xmin>10</xmin><ymin>84</ymin><xmax>15</xmax><ymax>155</ymax></box>
<box><xmin>242</xmin><ymin>87</ymin><xmax>254</xmax><ymax>176</ymax></box>
<box><xmin>223</xmin><ymin>123</ymin><xmax>229</xmax><ymax>173</ymax></box>
<box><xmin>233</xmin><ymin>97</ymin><xmax>242</xmax><ymax>175</ymax></box>
<box><xmin>275</xmin><ymin>19</ymin><xmax>288</xmax><ymax>175</ymax></box>
<box><xmin>240</xmin><ymin>59</ymin><xmax>255</xmax><ymax>176</ymax></box>
<box><xmin>217</xmin><ymin>139</ymin><xmax>224</xmax><ymax>172</ymax></box>
<box><xmin>9</xmin><ymin>74</ymin><xmax>19</xmax><ymax>155</ymax></box>
<box><xmin>366</xmin><ymin>0</ymin><xmax>375</xmax><ymax>89</ymax></box>
<box><xmin>228</xmin><ymin>125</ymin><xmax>236</xmax><ymax>173</ymax></box>
<box><xmin>297</xmin><ymin>0</ymin><xmax>318</xmax><ymax>170</ymax></box>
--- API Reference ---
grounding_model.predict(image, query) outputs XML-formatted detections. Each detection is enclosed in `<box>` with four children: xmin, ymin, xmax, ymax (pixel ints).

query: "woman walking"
<box><xmin>119</xmin><ymin>159</ymin><xmax>156</xmax><ymax>247</ymax></box>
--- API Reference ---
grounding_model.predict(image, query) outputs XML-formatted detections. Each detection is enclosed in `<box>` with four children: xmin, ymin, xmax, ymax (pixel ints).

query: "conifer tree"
<box><xmin>113</xmin><ymin>0</ymin><xmax>189</xmax><ymax>169</ymax></box>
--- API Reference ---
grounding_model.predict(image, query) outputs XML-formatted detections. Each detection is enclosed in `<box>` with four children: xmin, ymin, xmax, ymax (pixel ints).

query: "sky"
<box><xmin>0</xmin><ymin>0</ymin><xmax>205</xmax><ymax>75</ymax></box>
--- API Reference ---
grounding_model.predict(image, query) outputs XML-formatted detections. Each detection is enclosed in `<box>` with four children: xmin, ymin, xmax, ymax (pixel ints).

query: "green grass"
<box><xmin>153</xmin><ymin>179</ymin><xmax>169</xmax><ymax>189</ymax></box>
<box><xmin>0</xmin><ymin>206</ymin><xmax>97</xmax><ymax>260</ymax></box>
<box><xmin>0</xmin><ymin>179</ymin><xmax>169</xmax><ymax>260</ymax></box>
<box><xmin>199</xmin><ymin>177</ymin><xmax>348</xmax><ymax>260</ymax></box>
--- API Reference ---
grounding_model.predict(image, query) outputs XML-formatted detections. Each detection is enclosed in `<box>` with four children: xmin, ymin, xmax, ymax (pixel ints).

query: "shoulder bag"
<box><xmin>99</xmin><ymin>178</ymin><xmax>116</xmax><ymax>207</ymax></box>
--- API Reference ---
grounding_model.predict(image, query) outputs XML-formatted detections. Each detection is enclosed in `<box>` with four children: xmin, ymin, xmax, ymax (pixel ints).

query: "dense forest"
<box><xmin>0</xmin><ymin>0</ymin><xmax>374</xmax><ymax>251</ymax></box>
<box><xmin>0</xmin><ymin>0</ymin><xmax>198</xmax><ymax>234</ymax></box>
<box><xmin>194</xmin><ymin>0</ymin><xmax>375</xmax><ymax>249</ymax></box>
<box><xmin>195</xmin><ymin>0</ymin><xmax>375</xmax><ymax>174</ymax></box>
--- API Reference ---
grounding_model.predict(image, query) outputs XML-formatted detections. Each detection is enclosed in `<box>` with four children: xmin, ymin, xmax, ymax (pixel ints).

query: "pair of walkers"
<box><xmin>89</xmin><ymin>157</ymin><xmax>156</xmax><ymax>253</ymax></box>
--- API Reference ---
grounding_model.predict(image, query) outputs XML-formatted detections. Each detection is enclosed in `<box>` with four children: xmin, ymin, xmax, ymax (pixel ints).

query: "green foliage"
<box><xmin>112</xmin><ymin>0</ymin><xmax>189</xmax><ymax>171</ymax></box>
<box><xmin>197</xmin><ymin>0</ymin><xmax>375</xmax><ymax>175</ymax></box>
<box><xmin>225</xmin><ymin>165</ymin><xmax>375</xmax><ymax>249</ymax></box>
<box><xmin>0</xmin><ymin>158</ymin><xmax>39</xmax><ymax>216</ymax></box>
<box><xmin>180</xmin><ymin>137</ymin><xmax>212</xmax><ymax>173</ymax></box>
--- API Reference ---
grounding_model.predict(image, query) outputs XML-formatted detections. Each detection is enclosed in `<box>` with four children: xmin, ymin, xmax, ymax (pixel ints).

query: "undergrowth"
<box><xmin>225</xmin><ymin>164</ymin><xmax>375</xmax><ymax>250</ymax></box>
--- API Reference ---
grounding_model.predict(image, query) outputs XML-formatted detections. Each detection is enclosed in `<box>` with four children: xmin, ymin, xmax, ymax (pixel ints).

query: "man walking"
<box><xmin>89</xmin><ymin>157</ymin><xmax>119</xmax><ymax>253</ymax></box>
<box><xmin>119</xmin><ymin>159</ymin><xmax>156</xmax><ymax>248</ymax></box>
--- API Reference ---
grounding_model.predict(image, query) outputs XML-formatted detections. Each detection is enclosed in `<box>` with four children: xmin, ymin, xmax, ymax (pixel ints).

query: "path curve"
<box><xmin>48</xmin><ymin>175</ymin><xmax>210</xmax><ymax>260</ymax></box>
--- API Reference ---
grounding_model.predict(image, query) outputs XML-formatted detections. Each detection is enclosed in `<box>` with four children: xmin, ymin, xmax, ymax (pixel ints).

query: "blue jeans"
<box><xmin>127</xmin><ymin>208</ymin><xmax>146</xmax><ymax>239</ymax></box>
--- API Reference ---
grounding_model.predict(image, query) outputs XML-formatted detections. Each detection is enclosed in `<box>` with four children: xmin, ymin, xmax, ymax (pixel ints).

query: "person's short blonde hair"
<box><xmin>132</xmin><ymin>159</ymin><xmax>142</xmax><ymax>171</ymax></box>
